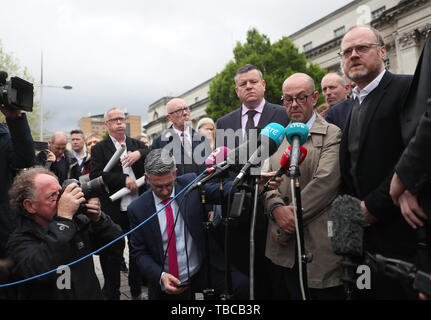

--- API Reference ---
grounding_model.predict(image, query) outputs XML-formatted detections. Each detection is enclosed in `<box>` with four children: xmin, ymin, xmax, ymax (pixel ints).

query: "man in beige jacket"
<box><xmin>263</xmin><ymin>73</ymin><xmax>344</xmax><ymax>300</ymax></box>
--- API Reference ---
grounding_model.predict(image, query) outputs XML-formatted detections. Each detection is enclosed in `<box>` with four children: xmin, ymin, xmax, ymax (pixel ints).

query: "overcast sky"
<box><xmin>0</xmin><ymin>0</ymin><xmax>352</xmax><ymax>137</ymax></box>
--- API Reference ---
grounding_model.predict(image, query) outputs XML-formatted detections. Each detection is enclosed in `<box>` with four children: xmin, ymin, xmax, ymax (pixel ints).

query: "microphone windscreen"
<box><xmin>329</xmin><ymin>194</ymin><xmax>364</xmax><ymax>257</ymax></box>
<box><xmin>260</xmin><ymin>122</ymin><xmax>285</xmax><ymax>149</ymax></box>
<box><xmin>285</xmin><ymin>122</ymin><xmax>309</xmax><ymax>145</ymax></box>
<box><xmin>205</xmin><ymin>146</ymin><xmax>230</xmax><ymax>167</ymax></box>
<box><xmin>280</xmin><ymin>151</ymin><xmax>290</xmax><ymax>168</ymax></box>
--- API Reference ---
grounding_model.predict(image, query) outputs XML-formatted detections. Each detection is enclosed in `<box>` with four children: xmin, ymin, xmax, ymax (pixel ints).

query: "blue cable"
<box><xmin>0</xmin><ymin>171</ymin><xmax>205</xmax><ymax>288</ymax></box>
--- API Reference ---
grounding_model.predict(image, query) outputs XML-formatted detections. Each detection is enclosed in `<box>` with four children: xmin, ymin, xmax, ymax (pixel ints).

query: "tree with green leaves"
<box><xmin>206</xmin><ymin>28</ymin><xmax>327</xmax><ymax>120</ymax></box>
<box><xmin>0</xmin><ymin>41</ymin><xmax>48</xmax><ymax>140</ymax></box>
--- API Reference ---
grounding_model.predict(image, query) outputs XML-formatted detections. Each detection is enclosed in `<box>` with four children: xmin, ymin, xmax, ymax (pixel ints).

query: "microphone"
<box><xmin>328</xmin><ymin>194</ymin><xmax>365</xmax><ymax>299</ymax></box>
<box><xmin>184</xmin><ymin>147</ymin><xmax>231</xmax><ymax>195</ymax></box>
<box><xmin>259</xmin><ymin>145</ymin><xmax>307</xmax><ymax>196</ymax></box>
<box><xmin>232</xmin><ymin>122</ymin><xmax>285</xmax><ymax>187</ymax></box>
<box><xmin>329</xmin><ymin>194</ymin><xmax>364</xmax><ymax>257</ymax></box>
<box><xmin>205</xmin><ymin>146</ymin><xmax>230</xmax><ymax>167</ymax></box>
<box><xmin>285</xmin><ymin>122</ymin><xmax>309</xmax><ymax>177</ymax></box>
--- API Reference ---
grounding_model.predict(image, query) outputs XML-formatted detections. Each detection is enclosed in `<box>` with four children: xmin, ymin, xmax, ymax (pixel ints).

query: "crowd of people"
<box><xmin>0</xmin><ymin>25</ymin><xmax>430</xmax><ymax>301</ymax></box>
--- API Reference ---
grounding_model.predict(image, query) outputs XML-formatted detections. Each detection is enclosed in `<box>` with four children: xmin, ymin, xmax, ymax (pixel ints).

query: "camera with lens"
<box><xmin>62</xmin><ymin>176</ymin><xmax>109</xmax><ymax>215</ymax></box>
<box><xmin>0</xmin><ymin>71</ymin><xmax>34</xmax><ymax>112</ymax></box>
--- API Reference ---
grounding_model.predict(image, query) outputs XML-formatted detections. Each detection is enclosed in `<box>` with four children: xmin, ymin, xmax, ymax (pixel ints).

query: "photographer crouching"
<box><xmin>4</xmin><ymin>166</ymin><xmax>124</xmax><ymax>299</ymax></box>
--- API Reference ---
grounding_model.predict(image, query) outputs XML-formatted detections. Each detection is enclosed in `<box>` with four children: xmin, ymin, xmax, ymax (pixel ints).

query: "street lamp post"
<box><xmin>39</xmin><ymin>50</ymin><xmax>73</xmax><ymax>141</ymax></box>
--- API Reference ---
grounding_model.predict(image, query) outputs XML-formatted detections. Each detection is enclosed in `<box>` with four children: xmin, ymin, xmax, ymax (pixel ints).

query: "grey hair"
<box><xmin>9</xmin><ymin>166</ymin><xmax>58</xmax><ymax>217</ymax></box>
<box><xmin>104</xmin><ymin>107</ymin><xmax>122</xmax><ymax>122</ymax></box>
<box><xmin>144</xmin><ymin>149</ymin><xmax>176</xmax><ymax>176</ymax></box>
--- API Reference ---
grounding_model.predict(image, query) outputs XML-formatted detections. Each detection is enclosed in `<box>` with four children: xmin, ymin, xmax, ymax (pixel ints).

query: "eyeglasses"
<box><xmin>338</xmin><ymin>43</ymin><xmax>381</xmax><ymax>59</ymax></box>
<box><xmin>107</xmin><ymin>117</ymin><xmax>126</xmax><ymax>123</ymax></box>
<box><xmin>281</xmin><ymin>94</ymin><xmax>313</xmax><ymax>107</ymax></box>
<box><xmin>169</xmin><ymin>107</ymin><xmax>190</xmax><ymax>115</ymax></box>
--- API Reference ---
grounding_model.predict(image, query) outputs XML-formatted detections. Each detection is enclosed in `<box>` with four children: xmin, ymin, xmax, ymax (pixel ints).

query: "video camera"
<box><xmin>0</xmin><ymin>71</ymin><xmax>34</xmax><ymax>112</ymax></box>
<box><xmin>62</xmin><ymin>177</ymin><xmax>109</xmax><ymax>215</ymax></box>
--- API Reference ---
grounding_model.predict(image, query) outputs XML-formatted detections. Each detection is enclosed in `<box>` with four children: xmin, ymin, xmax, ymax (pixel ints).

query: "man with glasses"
<box><xmin>127</xmin><ymin>149</ymin><xmax>248</xmax><ymax>300</ymax></box>
<box><xmin>90</xmin><ymin>107</ymin><xmax>150</xmax><ymax>300</ymax></box>
<box><xmin>152</xmin><ymin>98</ymin><xmax>211</xmax><ymax>176</ymax></box>
<box><xmin>36</xmin><ymin>131</ymin><xmax>80</xmax><ymax>186</ymax></box>
<box><xmin>263</xmin><ymin>73</ymin><xmax>343</xmax><ymax>300</ymax></box>
<box><xmin>6</xmin><ymin>166</ymin><xmax>123</xmax><ymax>299</ymax></box>
<box><xmin>338</xmin><ymin>26</ymin><xmax>415</xmax><ymax>299</ymax></box>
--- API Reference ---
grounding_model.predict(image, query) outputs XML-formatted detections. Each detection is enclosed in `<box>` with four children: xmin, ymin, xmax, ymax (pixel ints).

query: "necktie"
<box><xmin>161</xmin><ymin>198</ymin><xmax>179</xmax><ymax>279</ymax></box>
<box><xmin>245</xmin><ymin>109</ymin><xmax>257</xmax><ymax>139</ymax></box>
<box><xmin>181</xmin><ymin>132</ymin><xmax>192</xmax><ymax>160</ymax></box>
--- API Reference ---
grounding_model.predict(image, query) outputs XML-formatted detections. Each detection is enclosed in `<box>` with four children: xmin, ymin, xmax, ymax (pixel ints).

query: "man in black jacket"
<box><xmin>338</xmin><ymin>26</ymin><xmax>415</xmax><ymax>299</ymax></box>
<box><xmin>6</xmin><ymin>166</ymin><xmax>123</xmax><ymax>299</ymax></box>
<box><xmin>0</xmin><ymin>106</ymin><xmax>35</xmax><ymax>260</ymax></box>
<box><xmin>90</xmin><ymin>107</ymin><xmax>150</xmax><ymax>300</ymax></box>
<box><xmin>35</xmin><ymin>131</ymin><xmax>80</xmax><ymax>186</ymax></box>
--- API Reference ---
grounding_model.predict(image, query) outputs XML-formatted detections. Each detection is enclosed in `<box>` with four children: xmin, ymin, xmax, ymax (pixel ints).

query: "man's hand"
<box><xmin>361</xmin><ymin>201</ymin><xmax>377</xmax><ymax>227</ymax></box>
<box><xmin>125</xmin><ymin>176</ymin><xmax>138</xmax><ymax>193</ymax></box>
<box><xmin>57</xmin><ymin>183</ymin><xmax>86</xmax><ymax>220</ymax></box>
<box><xmin>0</xmin><ymin>105</ymin><xmax>21</xmax><ymax>119</ymax></box>
<box><xmin>272</xmin><ymin>205</ymin><xmax>296</xmax><ymax>234</ymax></box>
<box><xmin>84</xmin><ymin>197</ymin><xmax>102</xmax><ymax>222</ymax></box>
<box><xmin>161</xmin><ymin>273</ymin><xmax>188</xmax><ymax>295</ymax></box>
<box><xmin>0</xmin><ymin>258</ymin><xmax>14</xmax><ymax>281</ymax></box>
<box><xmin>121</xmin><ymin>151</ymin><xmax>141</xmax><ymax>168</ymax></box>
<box><xmin>389</xmin><ymin>172</ymin><xmax>406</xmax><ymax>206</ymax></box>
<box><xmin>398</xmin><ymin>190</ymin><xmax>427</xmax><ymax>229</ymax></box>
<box><xmin>45</xmin><ymin>149</ymin><xmax>56</xmax><ymax>162</ymax></box>
<box><xmin>258</xmin><ymin>171</ymin><xmax>283</xmax><ymax>192</ymax></box>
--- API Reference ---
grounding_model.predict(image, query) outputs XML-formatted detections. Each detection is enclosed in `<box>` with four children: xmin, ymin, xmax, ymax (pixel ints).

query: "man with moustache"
<box><xmin>338</xmin><ymin>26</ymin><xmax>415</xmax><ymax>299</ymax></box>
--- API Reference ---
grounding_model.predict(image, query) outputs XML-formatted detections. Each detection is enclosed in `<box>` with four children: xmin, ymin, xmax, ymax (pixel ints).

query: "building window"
<box><xmin>303</xmin><ymin>42</ymin><xmax>313</xmax><ymax>52</ymax></box>
<box><xmin>153</xmin><ymin>112</ymin><xmax>158</xmax><ymax>120</ymax></box>
<box><xmin>372</xmin><ymin>6</ymin><xmax>386</xmax><ymax>20</ymax></box>
<box><xmin>334</xmin><ymin>26</ymin><xmax>345</xmax><ymax>38</ymax></box>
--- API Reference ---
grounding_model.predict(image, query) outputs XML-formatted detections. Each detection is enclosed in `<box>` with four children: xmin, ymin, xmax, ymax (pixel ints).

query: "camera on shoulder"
<box><xmin>0</xmin><ymin>71</ymin><xmax>34</xmax><ymax>112</ymax></box>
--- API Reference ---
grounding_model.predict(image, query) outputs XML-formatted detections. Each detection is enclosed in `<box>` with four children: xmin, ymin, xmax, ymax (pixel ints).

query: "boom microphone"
<box><xmin>329</xmin><ymin>194</ymin><xmax>364</xmax><ymax>257</ymax></box>
<box><xmin>328</xmin><ymin>194</ymin><xmax>365</xmax><ymax>299</ymax></box>
<box><xmin>232</xmin><ymin>122</ymin><xmax>285</xmax><ymax>187</ymax></box>
<box><xmin>285</xmin><ymin>123</ymin><xmax>309</xmax><ymax>177</ymax></box>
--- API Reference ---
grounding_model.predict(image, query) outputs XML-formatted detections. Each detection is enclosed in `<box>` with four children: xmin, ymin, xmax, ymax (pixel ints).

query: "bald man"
<box><xmin>35</xmin><ymin>131</ymin><xmax>80</xmax><ymax>185</ymax></box>
<box><xmin>321</xmin><ymin>73</ymin><xmax>349</xmax><ymax>107</ymax></box>
<box><xmin>151</xmin><ymin>98</ymin><xmax>211</xmax><ymax>176</ymax></box>
<box><xmin>264</xmin><ymin>72</ymin><xmax>343</xmax><ymax>300</ymax></box>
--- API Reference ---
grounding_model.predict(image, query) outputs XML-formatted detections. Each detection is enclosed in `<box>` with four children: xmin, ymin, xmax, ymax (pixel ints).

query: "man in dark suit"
<box><xmin>214</xmin><ymin>64</ymin><xmax>289</xmax><ymax>299</ymax></box>
<box><xmin>152</xmin><ymin>98</ymin><xmax>211</xmax><ymax>176</ymax></box>
<box><xmin>325</xmin><ymin>98</ymin><xmax>354</xmax><ymax>132</ymax></box>
<box><xmin>35</xmin><ymin>131</ymin><xmax>80</xmax><ymax>186</ymax></box>
<box><xmin>216</xmin><ymin>64</ymin><xmax>289</xmax><ymax>149</ymax></box>
<box><xmin>90</xmin><ymin>107</ymin><xmax>150</xmax><ymax>300</ymax></box>
<box><xmin>127</xmin><ymin>149</ymin><xmax>248</xmax><ymax>300</ymax></box>
<box><xmin>338</xmin><ymin>26</ymin><xmax>416</xmax><ymax>299</ymax></box>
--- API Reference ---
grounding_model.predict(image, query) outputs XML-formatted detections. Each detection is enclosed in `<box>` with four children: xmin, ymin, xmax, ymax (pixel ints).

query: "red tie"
<box><xmin>161</xmin><ymin>198</ymin><xmax>179</xmax><ymax>279</ymax></box>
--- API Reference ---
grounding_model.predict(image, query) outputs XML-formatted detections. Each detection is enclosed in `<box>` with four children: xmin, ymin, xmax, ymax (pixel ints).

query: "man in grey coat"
<box><xmin>263</xmin><ymin>73</ymin><xmax>343</xmax><ymax>300</ymax></box>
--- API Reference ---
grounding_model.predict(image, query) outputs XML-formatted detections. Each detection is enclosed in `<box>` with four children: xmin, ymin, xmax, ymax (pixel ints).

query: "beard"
<box><xmin>347</xmin><ymin>66</ymin><xmax>370</xmax><ymax>82</ymax></box>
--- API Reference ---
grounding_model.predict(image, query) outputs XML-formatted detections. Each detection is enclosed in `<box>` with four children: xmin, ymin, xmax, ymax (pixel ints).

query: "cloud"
<box><xmin>0</xmin><ymin>0</ymin><xmax>352</xmax><ymax>135</ymax></box>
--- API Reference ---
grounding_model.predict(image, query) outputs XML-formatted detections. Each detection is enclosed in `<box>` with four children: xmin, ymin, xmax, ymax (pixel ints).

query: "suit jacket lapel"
<box><xmin>357</xmin><ymin>71</ymin><xmax>392</xmax><ymax>156</ymax></box>
<box><xmin>257</xmin><ymin>101</ymin><xmax>272</xmax><ymax>129</ymax></box>
<box><xmin>144</xmin><ymin>194</ymin><xmax>164</xmax><ymax>261</ymax></box>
